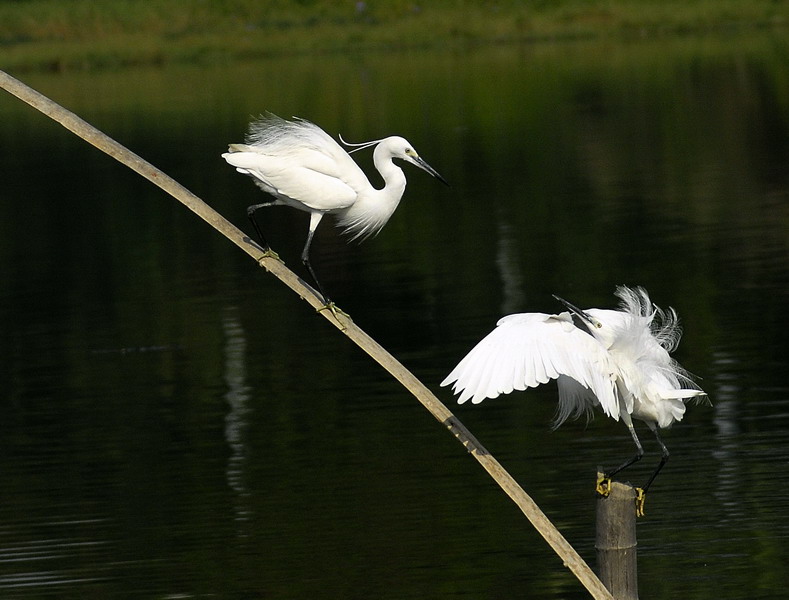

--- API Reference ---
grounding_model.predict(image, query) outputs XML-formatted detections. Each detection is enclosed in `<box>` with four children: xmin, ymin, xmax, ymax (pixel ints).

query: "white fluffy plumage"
<box><xmin>442</xmin><ymin>286</ymin><xmax>708</xmax><ymax>495</ymax></box>
<box><xmin>223</xmin><ymin>113</ymin><xmax>446</xmax><ymax>242</ymax></box>
<box><xmin>222</xmin><ymin>114</ymin><xmax>446</xmax><ymax>303</ymax></box>
<box><xmin>442</xmin><ymin>286</ymin><xmax>706</xmax><ymax>431</ymax></box>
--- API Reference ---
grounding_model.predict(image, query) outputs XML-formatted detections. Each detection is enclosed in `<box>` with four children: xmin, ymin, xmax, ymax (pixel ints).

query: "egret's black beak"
<box><xmin>413</xmin><ymin>156</ymin><xmax>449</xmax><ymax>187</ymax></box>
<box><xmin>552</xmin><ymin>294</ymin><xmax>602</xmax><ymax>330</ymax></box>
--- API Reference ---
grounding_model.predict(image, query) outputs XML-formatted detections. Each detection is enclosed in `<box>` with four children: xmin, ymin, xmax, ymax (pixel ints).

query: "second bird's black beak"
<box><xmin>552</xmin><ymin>294</ymin><xmax>602</xmax><ymax>330</ymax></box>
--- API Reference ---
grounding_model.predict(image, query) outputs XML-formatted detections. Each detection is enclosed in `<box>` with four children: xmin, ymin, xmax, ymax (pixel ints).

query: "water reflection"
<box><xmin>711</xmin><ymin>350</ymin><xmax>745</xmax><ymax>521</ymax></box>
<box><xmin>223</xmin><ymin>307</ymin><xmax>253</xmax><ymax>534</ymax></box>
<box><xmin>495</xmin><ymin>214</ymin><xmax>527</xmax><ymax>316</ymax></box>
<box><xmin>0</xmin><ymin>517</ymin><xmax>112</xmax><ymax>591</ymax></box>
<box><xmin>1</xmin><ymin>32</ymin><xmax>789</xmax><ymax>599</ymax></box>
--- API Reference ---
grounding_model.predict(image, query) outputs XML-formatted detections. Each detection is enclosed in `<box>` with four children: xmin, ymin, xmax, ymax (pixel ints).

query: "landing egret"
<box><xmin>441</xmin><ymin>286</ymin><xmax>706</xmax><ymax>511</ymax></box>
<box><xmin>222</xmin><ymin>113</ymin><xmax>447</xmax><ymax>304</ymax></box>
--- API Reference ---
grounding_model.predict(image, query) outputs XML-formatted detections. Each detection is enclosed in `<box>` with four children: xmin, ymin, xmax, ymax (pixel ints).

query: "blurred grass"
<box><xmin>1</xmin><ymin>0</ymin><xmax>788</xmax><ymax>72</ymax></box>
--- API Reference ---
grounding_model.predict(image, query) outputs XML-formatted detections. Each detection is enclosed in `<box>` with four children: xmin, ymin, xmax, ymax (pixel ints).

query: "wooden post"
<box><xmin>595</xmin><ymin>473</ymin><xmax>639</xmax><ymax>600</ymax></box>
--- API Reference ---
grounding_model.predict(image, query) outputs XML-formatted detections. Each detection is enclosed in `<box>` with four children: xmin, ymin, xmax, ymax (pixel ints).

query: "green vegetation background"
<box><xmin>2</xmin><ymin>0</ymin><xmax>788</xmax><ymax>72</ymax></box>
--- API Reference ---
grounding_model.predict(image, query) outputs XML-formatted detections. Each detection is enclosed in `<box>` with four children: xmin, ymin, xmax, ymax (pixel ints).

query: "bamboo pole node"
<box><xmin>442</xmin><ymin>416</ymin><xmax>488</xmax><ymax>455</ymax></box>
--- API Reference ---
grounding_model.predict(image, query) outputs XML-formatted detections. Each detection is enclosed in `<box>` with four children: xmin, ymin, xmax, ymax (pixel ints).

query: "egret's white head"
<box><xmin>342</xmin><ymin>134</ymin><xmax>448</xmax><ymax>186</ymax></box>
<box><xmin>581</xmin><ymin>308</ymin><xmax>625</xmax><ymax>349</ymax></box>
<box><xmin>552</xmin><ymin>295</ymin><xmax>622</xmax><ymax>349</ymax></box>
<box><xmin>376</xmin><ymin>136</ymin><xmax>448</xmax><ymax>184</ymax></box>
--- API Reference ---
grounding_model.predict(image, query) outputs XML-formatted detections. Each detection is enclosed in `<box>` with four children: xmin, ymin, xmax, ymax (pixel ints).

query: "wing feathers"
<box><xmin>441</xmin><ymin>313</ymin><xmax>619</xmax><ymax>414</ymax></box>
<box><xmin>222</xmin><ymin>150</ymin><xmax>358</xmax><ymax>210</ymax></box>
<box><xmin>443</xmin><ymin>286</ymin><xmax>706</xmax><ymax>431</ymax></box>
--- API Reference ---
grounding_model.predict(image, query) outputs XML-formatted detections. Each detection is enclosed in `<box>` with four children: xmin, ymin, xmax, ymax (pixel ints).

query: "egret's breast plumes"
<box><xmin>334</xmin><ymin>137</ymin><xmax>411</xmax><ymax>242</ymax></box>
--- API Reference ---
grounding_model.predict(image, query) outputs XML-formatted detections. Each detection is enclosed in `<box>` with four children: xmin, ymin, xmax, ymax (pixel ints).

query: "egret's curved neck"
<box><xmin>335</xmin><ymin>143</ymin><xmax>408</xmax><ymax>240</ymax></box>
<box><xmin>372</xmin><ymin>144</ymin><xmax>406</xmax><ymax>202</ymax></box>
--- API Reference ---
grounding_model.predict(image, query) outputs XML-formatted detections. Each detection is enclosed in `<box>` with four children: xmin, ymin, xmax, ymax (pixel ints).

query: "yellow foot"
<box><xmin>635</xmin><ymin>488</ymin><xmax>646</xmax><ymax>517</ymax></box>
<box><xmin>317</xmin><ymin>302</ymin><xmax>350</xmax><ymax>330</ymax></box>
<box><xmin>596</xmin><ymin>474</ymin><xmax>612</xmax><ymax>497</ymax></box>
<box><xmin>256</xmin><ymin>247</ymin><xmax>282</xmax><ymax>263</ymax></box>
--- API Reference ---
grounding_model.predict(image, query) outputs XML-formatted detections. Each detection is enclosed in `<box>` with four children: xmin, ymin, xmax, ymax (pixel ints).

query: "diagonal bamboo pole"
<box><xmin>1</xmin><ymin>69</ymin><xmax>614</xmax><ymax>600</ymax></box>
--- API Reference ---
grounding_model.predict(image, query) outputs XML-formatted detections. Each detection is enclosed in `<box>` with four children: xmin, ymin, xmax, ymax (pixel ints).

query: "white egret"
<box><xmin>222</xmin><ymin>113</ymin><xmax>447</xmax><ymax>304</ymax></box>
<box><xmin>441</xmin><ymin>286</ymin><xmax>707</xmax><ymax>512</ymax></box>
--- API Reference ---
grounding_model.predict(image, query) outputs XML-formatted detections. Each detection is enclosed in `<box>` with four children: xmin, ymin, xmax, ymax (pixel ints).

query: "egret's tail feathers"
<box><xmin>227</xmin><ymin>143</ymin><xmax>251</xmax><ymax>153</ymax></box>
<box><xmin>693</xmin><ymin>393</ymin><xmax>713</xmax><ymax>407</ymax></box>
<box><xmin>221</xmin><ymin>151</ymin><xmax>266</xmax><ymax>170</ymax></box>
<box><xmin>673</xmin><ymin>387</ymin><xmax>711</xmax><ymax>406</ymax></box>
<box><xmin>659</xmin><ymin>388</ymin><xmax>707</xmax><ymax>400</ymax></box>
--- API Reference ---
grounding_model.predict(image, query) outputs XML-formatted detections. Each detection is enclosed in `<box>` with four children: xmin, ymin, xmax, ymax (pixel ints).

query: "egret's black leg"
<box><xmin>597</xmin><ymin>421</ymin><xmax>645</xmax><ymax>497</ymax></box>
<box><xmin>247</xmin><ymin>202</ymin><xmax>276</xmax><ymax>250</ymax></box>
<box><xmin>301</xmin><ymin>214</ymin><xmax>330</xmax><ymax>304</ymax></box>
<box><xmin>302</xmin><ymin>255</ymin><xmax>329</xmax><ymax>305</ymax></box>
<box><xmin>641</xmin><ymin>427</ymin><xmax>669</xmax><ymax>494</ymax></box>
<box><xmin>606</xmin><ymin>421</ymin><xmax>645</xmax><ymax>479</ymax></box>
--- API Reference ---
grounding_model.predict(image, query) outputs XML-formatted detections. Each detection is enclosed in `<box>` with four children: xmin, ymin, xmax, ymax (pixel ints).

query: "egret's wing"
<box><xmin>238</xmin><ymin>115</ymin><xmax>373</xmax><ymax>200</ymax></box>
<box><xmin>222</xmin><ymin>150</ymin><xmax>358</xmax><ymax>211</ymax></box>
<box><xmin>441</xmin><ymin>312</ymin><xmax>619</xmax><ymax>417</ymax></box>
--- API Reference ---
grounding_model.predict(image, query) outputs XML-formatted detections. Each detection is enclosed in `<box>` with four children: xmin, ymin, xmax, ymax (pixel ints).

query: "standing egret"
<box><xmin>441</xmin><ymin>286</ymin><xmax>706</xmax><ymax>513</ymax></box>
<box><xmin>222</xmin><ymin>113</ymin><xmax>447</xmax><ymax>305</ymax></box>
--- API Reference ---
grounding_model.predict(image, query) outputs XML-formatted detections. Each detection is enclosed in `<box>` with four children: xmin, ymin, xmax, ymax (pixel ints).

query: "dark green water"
<box><xmin>1</xmin><ymin>32</ymin><xmax>788</xmax><ymax>599</ymax></box>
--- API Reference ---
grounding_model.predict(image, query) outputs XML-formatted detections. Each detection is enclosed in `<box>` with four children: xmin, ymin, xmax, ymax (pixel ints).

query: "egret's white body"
<box><xmin>442</xmin><ymin>286</ymin><xmax>706</xmax><ymax>491</ymax></box>
<box><xmin>222</xmin><ymin>114</ymin><xmax>446</xmax><ymax>301</ymax></box>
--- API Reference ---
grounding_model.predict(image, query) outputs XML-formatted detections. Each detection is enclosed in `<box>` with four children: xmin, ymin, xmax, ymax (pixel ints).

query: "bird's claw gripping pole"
<box><xmin>316</xmin><ymin>301</ymin><xmax>350</xmax><ymax>331</ymax></box>
<box><xmin>596</xmin><ymin>473</ymin><xmax>613</xmax><ymax>497</ymax></box>
<box><xmin>255</xmin><ymin>247</ymin><xmax>283</xmax><ymax>263</ymax></box>
<box><xmin>635</xmin><ymin>488</ymin><xmax>646</xmax><ymax>517</ymax></box>
<box><xmin>597</xmin><ymin>473</ymin><xmax>647</xmax><ymax>517</ymax></box>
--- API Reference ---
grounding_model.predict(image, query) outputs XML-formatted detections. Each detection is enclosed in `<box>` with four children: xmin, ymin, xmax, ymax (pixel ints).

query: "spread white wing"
<box><xmin>441</xmin><ymin>312</ymin><xmax>621</xmax><ymax>420</ymax></box>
